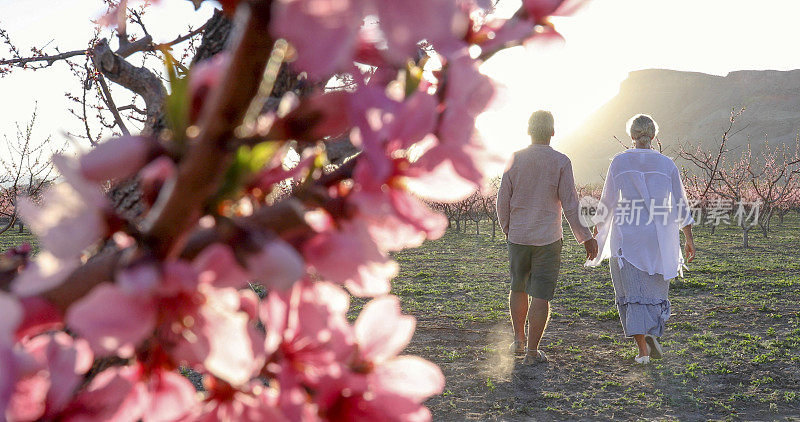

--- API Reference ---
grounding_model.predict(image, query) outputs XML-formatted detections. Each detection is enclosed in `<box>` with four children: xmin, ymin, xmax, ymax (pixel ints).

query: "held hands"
<box><xmin>584</xmin><ymin>238</ymin><xmax>598</xmax><ymax>261</ymax></box>
<box><xmin>684</xmin><ymin>239</ymin><xmax>696</xmax><ymax>263</ymax></box>
<box><xmin>682</xmin><ymin>224</ymin><xmax>696</xmax><ymax>263</ymax></box>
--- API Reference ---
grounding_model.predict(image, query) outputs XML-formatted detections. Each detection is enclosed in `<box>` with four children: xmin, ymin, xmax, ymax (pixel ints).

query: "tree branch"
<box><xmin>0</xmin><ymin>49</ymin><xmax>87</xmax><ymax>67</ymax></box>
<box><xmin>90</xmin><ymin>38</ymin><xmax>166</xmax><ymax>134</ymax></box>
<box><xmin>140</xmin><ymin>1</ymin><xmax>275</xmax><ymax>258</ymax></box>
<box><xmin>96</xmin><ymin>74</ymin><xmax>131</xmax><ymax>136</ymax></box>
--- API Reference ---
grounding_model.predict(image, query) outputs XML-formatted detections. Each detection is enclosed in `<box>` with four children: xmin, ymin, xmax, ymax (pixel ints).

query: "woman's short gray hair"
<box><xmin>528</xmin><ymin>110</ymin><xmax>554</xmax><ymax>141</ymax></box>
<box><xmin>626</xmin><ymin>114</ymin><xmax>659</xmax><ymax>142</ymax></box>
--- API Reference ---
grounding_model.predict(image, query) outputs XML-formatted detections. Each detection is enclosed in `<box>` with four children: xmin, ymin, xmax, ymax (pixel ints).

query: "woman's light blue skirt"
<box><xmin>609</xmin><ymin>257</ymin><xmax>671</xmax><ymax>338</ymax></box>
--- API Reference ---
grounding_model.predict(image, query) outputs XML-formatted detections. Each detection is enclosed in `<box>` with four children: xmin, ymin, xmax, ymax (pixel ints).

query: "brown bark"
<box><xmin>90</xmin><ymin>38</ymin><xmax>167</xmax><ymax>135</ymax></box>
<box><xmin>140</xmin><ymin>1</ymin><xmax>275</xmax><ymax>258</ymax></box>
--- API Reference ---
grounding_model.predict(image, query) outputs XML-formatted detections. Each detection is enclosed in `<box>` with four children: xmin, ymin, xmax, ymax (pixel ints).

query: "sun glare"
<box><xmin>477</xmin><ymin>17</ymin><xmax>626</xmax><ymax>162</ymax></box>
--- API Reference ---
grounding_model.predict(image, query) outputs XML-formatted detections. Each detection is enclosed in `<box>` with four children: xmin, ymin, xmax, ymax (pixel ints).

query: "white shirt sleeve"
<box><xmin>671</xmin><ymin>165</ymin><xmax>695</xmax><ymax>228</ymax></box>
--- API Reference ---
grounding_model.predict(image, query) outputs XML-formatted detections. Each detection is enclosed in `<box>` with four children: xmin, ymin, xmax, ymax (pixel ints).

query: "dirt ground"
<box><xmin>3</xmin><ymin>217</ymin><xmax>800</xmax><ymax>420</ymax></box>
<box><xmin>390</xmin><ymin>219</ymin><xmax>800</xmax><ymax>421</ymax></box>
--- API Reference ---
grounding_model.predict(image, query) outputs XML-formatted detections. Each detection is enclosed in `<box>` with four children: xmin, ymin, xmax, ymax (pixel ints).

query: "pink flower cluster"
<box><xmin>0</xmin><ymin>0</ymin><xmax>584</xmax><ymax>420</ymax></box>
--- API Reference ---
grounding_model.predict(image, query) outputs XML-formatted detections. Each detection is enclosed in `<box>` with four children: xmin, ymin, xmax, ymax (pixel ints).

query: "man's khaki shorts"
<box><xmin>507</xmin><ymin>239</ymin><xmax>563</xmax><ymax>301</ymax></box>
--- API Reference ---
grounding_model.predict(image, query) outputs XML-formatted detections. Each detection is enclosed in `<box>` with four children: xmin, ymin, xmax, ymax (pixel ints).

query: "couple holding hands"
<box><xmin>497</xmin><ymin>111</ymin><xmax>696</xmax><ymax>365</ymax></box>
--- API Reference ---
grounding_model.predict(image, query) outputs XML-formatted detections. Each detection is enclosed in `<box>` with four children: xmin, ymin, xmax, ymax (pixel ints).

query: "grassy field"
<box><xmin>0</xmin><ymin>229</ymin><xmax>37</xmax><ymax>253</ymax></box>
<box><xmin>391</xmin><ymin>217</ymin><xmax>800</xmax><ymax>420</ymax></box>
<box><xmin>3</xmin><ymin>217</ymin><xmax>800</xmax><ymax>420</ymax></box>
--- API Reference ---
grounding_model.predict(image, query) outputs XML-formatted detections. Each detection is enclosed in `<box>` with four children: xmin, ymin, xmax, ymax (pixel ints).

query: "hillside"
<box><xmin>559</xmin><ymin>69</ymin><xmax>800</xmax><ymax>183</ymax></box>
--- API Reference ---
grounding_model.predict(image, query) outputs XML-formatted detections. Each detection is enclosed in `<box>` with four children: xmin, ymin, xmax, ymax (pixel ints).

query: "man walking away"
<box><xmin>497</xmin><ymin>110</ymin><xmax>598</xmax><ymax>364</ymax></box>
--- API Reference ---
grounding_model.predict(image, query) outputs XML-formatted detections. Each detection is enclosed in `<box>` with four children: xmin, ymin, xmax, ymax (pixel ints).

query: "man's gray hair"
<box><xmin>528</xmin><ymin>110</ymin><xmax>554</xmax><ymax>141</ymax></box>
<box><xmin>626</xmin><ymin>114</ymin><xmax>659</xmax><ymax>142</ymax></box>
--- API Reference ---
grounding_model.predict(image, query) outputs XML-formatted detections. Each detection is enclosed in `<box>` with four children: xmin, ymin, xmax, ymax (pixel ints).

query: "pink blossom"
<box><xmin>63</xmin><ymin>364</ymin><xmax>148</xmax><ymax>422</ymax></box>
<box><xmin>353</xmin><ymin>28</ymin><xmax>387</xmax><ymax>68</ymax></box>
<box><xmin>192</xmin><ymin>243</ymin><xmax>251</xmax><ymax>289</ymax></box>
<box><xmin>353</xmin><ymin>296</ymin><xmax>415</xmax><ymax>365</ymax></box>
<box><xmin>370</xmin><ymin>0</ymin><xmax>467</xmax><ymax>63</ymax></box>
<box><xmin>410</xmin><ymin>53</ymin><xmax>496</xmax><ymax>190</ymax></box>
<box><xmin>153</xmin><ymin>261</ymin><xmax>265</xmax><ymax>387</ymax></box>
<box><xmin>65</xmin><ymin>283</ymin><xmax>157</xmax><ymax>358</ymax></box>
<box><xmin>242</xmin><ymin>239</ymin><xmax>304</xmax><ymax>291</ymax></box>
<box><xmin>0</xmin><ymin>293</ymin><xmax>22</xmax><ymax>341</ymax></box>
<box><xmin>385</xmin><ymin>91</ymin><xmax>439</xmax><ymax>151</ymax></box>
<box><xmin>315</xmin><ymin>296</ymin><xmax>444</xmax><ymax>422</ymax></box>
<box><xmin>138</xmin><ymin>156</ymin><xmax>177</xmax><ymax>206</ymax></box>
<box><xmin>316</xmin><ymin>372</ymin><xmax>434</xmax><ymax>422</ymax></box>
<box><xmin>68</xmin><ymin>249</ymin><xmax>264</xmax><ymax>385</ymax></box>
<box><xmin>0</xmin><ymin>293</ymin><xmax>22</xmax><ymax>419</ymax></box>
<box><xmin>271</xmin><ymin>0</ymin><xmax>362</xmax><ymax>78</ymax></box>
<box><xmin>303</xmin><ymin>221</ymin><xmax>397</xmax><ymax>296</ymax></box>
<box><xmin>261</xmin><ymin>280</ymin><xmax>353</xmax><ymax>418</ymax></box>
<box><xmin>442</xmin><ymin>53</ymin><xmax>496</xmax><ymax>130</ymax></box>
<box><xmin>262</xmin><ymin>281</ymin><xmax>351</xmax><ymax>379</ymax></box>
<box><xmin>17</xmin><ymin>183</ymin><xmax>105</xmax><ymax>262</ymax></box>
<box><xmin>412</xmin><ymin>138</ymin><xmax>488</xmax><ymax>196</ymax></box>
<box><xmin>79</xmin><ymin>136</ymin><xmax>153</xmax><ymax>182</ymax></box>
<box><xmin>470</xmin><ymin>18</ymin><xmax>536</xmax><ymax>52</ymax></box>
<box><xmin>523</xmin><ymin>0</ymin><xmax>589</xmax><ymax>23</ymax></box>
<box><xmin>187</xmin><ymin>380</ymin><xmax>286</xmax><ymax>422</ymax></box>
<box><xmin>169</xmin><ymin>285</ymin><xmax>264</xmax><ymax>387</ymax></box>
<box><xmin>6</xmin><ymin>332</ymin><xmax>93</xmax><ymax>421</ymax></box>
<box><xmin>117</xmin><ymin>259</ymin><xmax>162</xmax><ymax>294</ymax></box>
<box><xmin>12</xmin><ymin>251</ymin><xmax>79</xmax><ymax>297</ymax></box>
<box><xmin>404</xmin><ymin>156</ymin><xmax>478</xmax><ymax>202</ymax></box>
<box><xmin>189</xmin><ymin>52</ymin><xmax>230</xmax><ymax>123</ymax></box>
<box><xmin>15</xmin><ymin>297</ymin><xmax>63</xmax><ymax>341</ymax></box>
<box><xmin>343</xmin><ymin>87</ymin><xmax>453</xmax><ymax>248</ymax></box>
<box><xmin>17</xmin><ymin>154</ymin><xmax>107</xmax><ymax>264</ymax></box>
<box><xmin>349</xmin><ymin>186</ymin><xmax>448</xmax><ymax>251</ymax></box>
<box><xmin>65</xmin><ymin>363</ymin><xmax>196</xmax><ymax>422</ymax></box>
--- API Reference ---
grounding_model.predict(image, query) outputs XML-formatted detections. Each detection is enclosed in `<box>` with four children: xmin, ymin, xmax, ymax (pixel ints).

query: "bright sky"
<box><xmin>0</xmin><ymin>0</ymin><xmax>217</xmax><ymax>151</ymax></box>
<box><xmin>1</xmin><ymin>0</ymin><xmax>800</xmax><ymax>161</ymax></box>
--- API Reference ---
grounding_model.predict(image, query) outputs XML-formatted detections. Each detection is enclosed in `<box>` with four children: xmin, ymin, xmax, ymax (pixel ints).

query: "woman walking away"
<box><xmin>586</xmin><ymin>114</ymin><xmax>696</xmax><ymax>365</ymax></box>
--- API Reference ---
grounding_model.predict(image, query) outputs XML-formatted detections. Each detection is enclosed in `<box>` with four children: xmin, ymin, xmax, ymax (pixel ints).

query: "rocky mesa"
<box><xmin>559</xmin><ymin>68</ymin><xmax>800</xmax><ymax>183</ymax></box>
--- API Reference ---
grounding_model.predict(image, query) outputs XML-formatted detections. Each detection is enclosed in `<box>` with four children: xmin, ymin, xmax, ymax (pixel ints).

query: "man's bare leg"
<box><xmin>526</xmin><ymin>298</ymin><xmax>550</xmax><ymax>352</ymax></box>
<box><xmin>509</xmin><ymin>291</ymin><xmax>529</xmax><ymax>344</ymax></box>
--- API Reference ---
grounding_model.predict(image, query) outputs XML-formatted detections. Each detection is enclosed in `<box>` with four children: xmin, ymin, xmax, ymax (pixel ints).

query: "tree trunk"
<box><xmin>0</xmin><ymin>214</ymin><xmax>16</xmax><ymax>236</ymax></box>
<box><xmin>17</xmin><ymin>221</ymin><xmax>24</xmax><ymax>234</ymax></box>
<box><xmin>742</xmin><ymin>226</ymin><xmax>750</xmax><ymax>248</ymax></box>
<box><xmin>491</xmin><ymin>220</ymin><xmax>496</xmax><ymax>241</ymax></box>
<box><xmin>190</xmin><ymin>9</ymin><xmax>233</xmax><ymax>66</ymax></box>
<box><xmin>760</xmin><ymin>210</ymin><xmax>773</xmax><ymax>238</ymax></box>
<box><xmin>475</xmin><ymin>219</ymin><xmax>480</xmax><ymax>236</ymax></box>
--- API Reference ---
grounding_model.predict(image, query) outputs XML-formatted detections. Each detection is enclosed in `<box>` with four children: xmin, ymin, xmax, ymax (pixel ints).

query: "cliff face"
<box><xmin>559</xmin><ymin>69</ymin><xmax>800</xmax><ymax>183</ymax></box>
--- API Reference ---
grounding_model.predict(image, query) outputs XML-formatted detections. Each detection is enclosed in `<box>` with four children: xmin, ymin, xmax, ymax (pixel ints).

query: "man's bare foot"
<box><xmin>523</xmin><ymin>349</ymin><xmax>548</xmax><ymax>365</ymax></box>
<box><xmin>511</xmin><ymin>340</ymin><xmax>526</xmax><ymax>356</ymax></box>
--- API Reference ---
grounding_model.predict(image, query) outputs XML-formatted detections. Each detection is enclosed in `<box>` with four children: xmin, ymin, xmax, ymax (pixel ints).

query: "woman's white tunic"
<box><xmin>586</xmin><ymin>148</ymin><xmax>694</xmax><ymax>280</ymax></box>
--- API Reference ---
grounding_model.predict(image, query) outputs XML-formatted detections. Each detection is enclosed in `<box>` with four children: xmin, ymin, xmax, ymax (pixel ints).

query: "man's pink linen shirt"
<box><xmin>496</xmin><ymin>144</ymin><xmax>592</xmax><ymax>246</ymax></box>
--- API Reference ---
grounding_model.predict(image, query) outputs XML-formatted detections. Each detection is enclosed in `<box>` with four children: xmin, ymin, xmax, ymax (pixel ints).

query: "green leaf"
<box><xmin>404</xmin><ymin>61</ymin><xmax>424</xmax><ymax>99</ymax></box>
<box><xmin>210</xmin><ymin>141</ymin><xmax>280</xmax><ymax>207</ymax></box>
<box><xmin>160</xmin><ymin>47</ymin><xmax>191</xmax><ymax>143</ymax></box>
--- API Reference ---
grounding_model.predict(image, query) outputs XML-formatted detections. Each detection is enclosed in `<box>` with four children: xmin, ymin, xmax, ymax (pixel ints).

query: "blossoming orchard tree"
<box><xmin>680</xmin><ymin>109</ymin><xmax>800</xmax><ymax>247</ymax></box>
<box><xmin>0</xmin><ymin>0</ymin><xmax>588</xmax><ymax>420</ymax></box>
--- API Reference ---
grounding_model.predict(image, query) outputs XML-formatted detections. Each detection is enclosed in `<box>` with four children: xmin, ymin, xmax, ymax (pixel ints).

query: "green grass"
<box><xmin>4</xmin><ymin>213</ymin><xmax>799</xmax><ymax>419</ymax></box>
<box><xmin>389</xmin><ymin>216</ymin><xmax>800</xmax><ymax>420</ymax></box>
<box><xmin>0</xmin><ymin>229</ymin><xmax>36</xmax><ymax>253</ymax></box>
